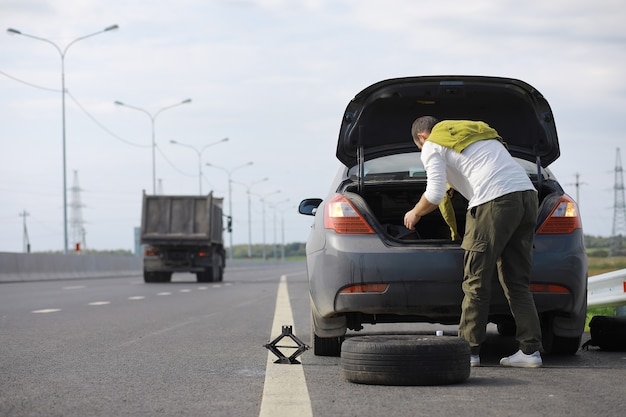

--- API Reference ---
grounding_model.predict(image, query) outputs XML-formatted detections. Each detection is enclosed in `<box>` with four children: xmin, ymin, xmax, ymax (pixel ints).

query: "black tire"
<box><xmin>196</xmin><ymin>269</ymin><xmax>214</xmax><ymax>283</ymax></box>
<box><xmin>311</xmin><ymin>324</ymin><xmax>344</xmax><ymax>357</ymax></box>
<box><xmin>144</xmin><ymin>271</ymin><xmax>158</xmax><ymax>283</ymax></box>
<box><xmin>541</xmin><ymin>317</ymin><xmax>581</xmax><ymax>355</ymax></box>
<box><xmin>341</xmin><ymin>335</ymin><xmax>470</xmax><ymax>386</ymax></box>
<box><xmin>144</xmin><ymin>271</ymin><xmax>171</xmax><ymax>283</ymax></box>
<box><xmin>215</xmin><ymin>253</ymin><xmax>224</xmax><ymax>282</ymax></box>
<box><xmin>497</xmin><ymin>320</ymin><xmax>517</xmax><ymax>337</ymax></box>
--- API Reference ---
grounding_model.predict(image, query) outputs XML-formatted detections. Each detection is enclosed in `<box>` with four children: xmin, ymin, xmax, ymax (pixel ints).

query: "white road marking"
<box><xmin>128</xmin><ymin>296</ymin><xmax>145</xmax><ymax>300</ymax></box>
<box><xmin>157</xmin><ymin>292</ymin><xmax>172</xmax><ymax>296</ymax></box>
<box><xmin>63</xmin><ymin>285</ymin><xmax>85</xmax><ymax>290</ymax></box>
<box><xmin>179</xmin><ymin>289</ymin><xmax>191</xmax><ymax>293</ymax></box>
<box><xmin>259</xmin><ymin>275</ymin><xmax>313</xmax><ymax>417</ymax></box>
<box><xmin>212</xmin><ymin>284</ymin><xmax>222</xmax><ymax>288</ymax></box>
<box><xmin>88</xmin><ymin>301</ymin><xmax>111</xmax><ymax>306</ymax></box>
<box><xmin>198</xmin><ymin>286</ymin><xmax>208</xmax><ymax>290</ymax></box>
<box><xmin>32</xmin><ymin>309</ymin><xmax>61</xmax><ymax>314</ymax></box>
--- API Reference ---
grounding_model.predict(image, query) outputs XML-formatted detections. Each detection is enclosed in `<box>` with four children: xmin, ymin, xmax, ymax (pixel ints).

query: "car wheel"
<box><xmin>311</xmin><ymin>322</ymin><xmax>344</xmax><ymax>356</ymax></box>
<box><xmin>541</xmin><ymin>317</ymin><xmax>581</xmax><ymax>355</ymax></box>
<box><xmin>497</xmin><ymin>320</ymin><xmax>516</xmax><ymax>337</ymax></box>
<box><xmin>341</xmin><ymin>335</ymin><xmax>470</xmax><ymax>386</ymax></box>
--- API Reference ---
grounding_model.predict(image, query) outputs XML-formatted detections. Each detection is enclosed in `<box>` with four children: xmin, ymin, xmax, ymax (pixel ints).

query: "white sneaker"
<box><xmin>470</xmin><ymin>355</ymin><xmax>480</xmax><ymax>367</ymax></box>
<box><xmin>499</xmin><ymin>349</ymin><xmax>542</xmax><ymax>368</ymax></box>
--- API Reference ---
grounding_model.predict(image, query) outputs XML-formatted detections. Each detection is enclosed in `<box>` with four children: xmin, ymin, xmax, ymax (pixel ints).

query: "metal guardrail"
<box><xmin>587</xmin><ymin>268</ymin><xmax>626</xmax><ymax>308</ymax></box>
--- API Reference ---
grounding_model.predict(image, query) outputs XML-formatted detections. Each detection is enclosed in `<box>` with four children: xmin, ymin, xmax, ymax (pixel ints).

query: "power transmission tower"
<box><xmin>19</xmin><ymin>210</ymin><xmax>30</xmax><ymax>253</ymax></box>
<box><xmin>610</xmin><ymin>148</ymin><xmax>626</xmax><ymax>256</ymax></box>
<box><xmin>69</xmin><ymin>170</ymin><xmax>87</xmax><ymax>253</ymax></box>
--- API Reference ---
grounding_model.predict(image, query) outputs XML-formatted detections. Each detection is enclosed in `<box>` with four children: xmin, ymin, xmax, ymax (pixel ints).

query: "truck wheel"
<box><xmin>144</xmin><ymin>272</ymin><xmax>171</xmax><ymax>283</ymax></box>
<box><xmin>341</xmin><ymin>335</ymin><xmax>470</xmax><ymax>386</ymax></box>
<box><xmin>196</xmin><ymin>270</ymin><xmax>214</xmax><ymax>283</ymax></box>
<box><xmin>215</xmin><ymin>254</ymin><xmax>224</xmax><ymax>282</ymax></box>
<box><xmin>144</xmin><ymin>271</ymin><xmax>158</xmax><ymax>283</ymax></box>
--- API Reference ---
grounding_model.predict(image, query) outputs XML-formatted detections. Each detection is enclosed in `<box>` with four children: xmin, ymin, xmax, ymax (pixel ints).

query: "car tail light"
<box><xmin>144</xmin><ymin>247</ymin><xmax>157</xmax><ymax>257</ymax></box>
<box><xmin>340</xmin><ymin>284</ymin><xmax>389</xmax><ymax>294</ymax></box>
<box><xmin>536</xmin><ymin>195</ymin><xmax>581</xmax><ymax>234</ymax></box>
<box><xmin>324</xmin><ymin>194</ymin><xmax>375</xmax><ymax>234</ymax></box>
<box><xmin>530</xmin><ymin>284</ymin><xmax>570</xmax><ymax>294</ymax></box>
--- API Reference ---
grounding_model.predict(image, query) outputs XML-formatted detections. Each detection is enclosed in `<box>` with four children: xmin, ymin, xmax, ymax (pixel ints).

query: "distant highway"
<box><xmin>1</xmin><ymin>261</ymin><xmax>624</xmax><ymax>417</ymax></box>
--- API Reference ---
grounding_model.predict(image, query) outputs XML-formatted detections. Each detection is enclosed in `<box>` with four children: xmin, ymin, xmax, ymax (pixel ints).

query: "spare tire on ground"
<box><xmin>341</xmin><ymin>335</ymin><xmax>470</xmax><ymax>386</ymax></box>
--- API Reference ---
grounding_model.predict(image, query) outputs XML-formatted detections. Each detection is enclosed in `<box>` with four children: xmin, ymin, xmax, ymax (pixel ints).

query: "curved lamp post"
<box><xmin>206</xmin><ymin>161</ymin><xmax>253</xmax><ymax>260</ymax></box>
<box><xmin>115</xmin><ymin>98</ymin><xmax>192</xmax><ymax>194</ymax></box>
<box><xmin>170</xmin><ymin>137</ymin><xmax>229</xmax><ymax>194</ymax></box>
<box><xmin>7</xmin><ymin>24</ymin><xmax>119</xmax><ymax>254</ymax></box>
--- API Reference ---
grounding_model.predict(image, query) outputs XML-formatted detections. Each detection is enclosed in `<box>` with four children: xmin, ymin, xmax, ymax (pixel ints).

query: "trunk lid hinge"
<box><xmin>534</xmin><ymin>145</ymin><xmax>543</xmax><ymax>195</ymax></box>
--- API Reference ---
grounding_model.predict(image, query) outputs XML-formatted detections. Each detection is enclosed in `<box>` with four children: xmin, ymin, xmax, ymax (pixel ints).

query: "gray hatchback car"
<box><xmin>299</xmin><ymin>76</ymin><xmax>587</xmax><ymax>357</ymax></box>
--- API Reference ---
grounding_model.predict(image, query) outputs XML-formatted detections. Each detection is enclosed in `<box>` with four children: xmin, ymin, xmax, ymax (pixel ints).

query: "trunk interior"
<box><xmin>343</xmin><ymin>177</ymin><xmax>563</xmax><ymax>242</ymax></box>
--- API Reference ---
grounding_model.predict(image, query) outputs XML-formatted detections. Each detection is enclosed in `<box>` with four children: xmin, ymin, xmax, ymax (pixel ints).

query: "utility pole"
<box><xmin>19</xmin><ymin>210</ymin><xmax>30</xmax><ymax>253</ymax></box>
<box><xmin>568</xmin><ymin>173</ymin><xmax>587</xmax><ymax>207</ymax></box>
<box><xmin>610</xmin><ymin>148</ymin><xmax>626</xmax><ymax>257</ymax></box>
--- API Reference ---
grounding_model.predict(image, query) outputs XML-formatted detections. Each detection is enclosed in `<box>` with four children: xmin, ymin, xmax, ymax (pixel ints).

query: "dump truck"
<box><xmin>140</xmin><ymin>192</ymin><xmax>226</xmax><ymax>283</ymax></box>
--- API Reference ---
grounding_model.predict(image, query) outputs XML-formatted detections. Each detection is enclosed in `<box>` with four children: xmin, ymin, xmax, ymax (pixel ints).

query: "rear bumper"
<box><xmin>308</xmin><ymin>231</ymin><xmax>587</xmax><ymax>325</ymax></box>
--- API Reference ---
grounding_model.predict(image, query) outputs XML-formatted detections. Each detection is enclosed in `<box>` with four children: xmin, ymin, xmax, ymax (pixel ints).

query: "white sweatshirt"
<box><xmin>420</xmin><ymin>139</ymin><xmax>536</xmax><ymax>209</ymax></box>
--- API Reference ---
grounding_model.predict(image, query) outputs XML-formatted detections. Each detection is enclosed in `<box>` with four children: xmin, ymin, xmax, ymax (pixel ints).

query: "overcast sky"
<box><xmin>1</xmin><ymin>0</ymin><xmax>625</xmax><ymax>253</ymax></box>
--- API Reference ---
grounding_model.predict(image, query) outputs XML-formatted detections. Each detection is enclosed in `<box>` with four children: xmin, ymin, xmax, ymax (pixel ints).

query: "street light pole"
<box><xmin>170</xmin><ymin>138</ymin><xmax>229</xmax><ymax>194</ymax></box>
<box><xmin>269</xmin><ymin>199</ymin><xmax>289</xmax><ymax>260</ymax></box>
<box><xmin>233</xmin><ymin>178</ymin><xmax>268</xmax><ymax>258</ymax></box>
<box><xmin>256</xmin><ymin>190</ymin><xmax>280</xmax><ymax>260</ymax></box>
<box><xmin>7</xmin><ymin>24</ymin><xmax>119</xmax><ymax>254</ymax></box>
<box><xmin>115</xmin><ymin>99</ymin><xmax>192</xmax><ymax>194</ymax></box>
<box><xmin>206</xmin><ymin>161</ymin><xmax>253</xmax><ymax>260</ymax></box>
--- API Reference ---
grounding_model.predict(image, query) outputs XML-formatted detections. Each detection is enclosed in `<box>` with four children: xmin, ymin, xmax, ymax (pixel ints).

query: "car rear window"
<box><xmin>348</xmin><ymin>152</ymin><xmax>552</xmax><ymax>180</ymax></box>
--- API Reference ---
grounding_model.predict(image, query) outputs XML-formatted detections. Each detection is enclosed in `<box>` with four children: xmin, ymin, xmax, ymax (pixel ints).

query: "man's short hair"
<box><xmin>411</xmin><ymin>116</ymin><xmax>440</xmax><ymax>140</ymax></box>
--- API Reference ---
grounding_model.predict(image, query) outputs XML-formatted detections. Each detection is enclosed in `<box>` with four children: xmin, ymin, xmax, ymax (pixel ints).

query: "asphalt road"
<box><xmin>1</xmin><ymin>260</ymin><xmax>625</xmax><ymax>417</ymax></box>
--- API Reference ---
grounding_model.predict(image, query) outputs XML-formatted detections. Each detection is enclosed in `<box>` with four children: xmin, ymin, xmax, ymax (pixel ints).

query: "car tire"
<box><xmin>541</xmin><ymin>316</ymin><xmax>581</xmax><ymax>355</ymax></box>
<box><xmin>497</xmin><ymin>320</ymin><xmax>517</xmax><ymax>337</ymax></box>
<box><xmin>311</xmin><ymin>322</ymin><xmax>344</xmax><ymax>356</ymax></box>
<box><xmin>341</xmin><ymin>335</ymin><xmax>470</xmax><ymax>386</ymax></box>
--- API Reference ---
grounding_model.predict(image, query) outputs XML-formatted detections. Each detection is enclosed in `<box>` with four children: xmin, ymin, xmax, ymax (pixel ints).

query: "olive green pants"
<box><xmin>458</xmin><ymin>190</ymin><xmax>542</xmax><ymax>355</ymax></box>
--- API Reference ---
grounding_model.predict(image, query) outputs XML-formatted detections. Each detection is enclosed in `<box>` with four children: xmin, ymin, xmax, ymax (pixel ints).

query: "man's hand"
<box><xmin>404</xmin><ymin>209</ymin><xmax>421</xmax><ymax>230</ymax></box>
<box><xmin>403</xmin><ymin>195</ymin><xmax>439</xmax><ymax>230</ymax></box>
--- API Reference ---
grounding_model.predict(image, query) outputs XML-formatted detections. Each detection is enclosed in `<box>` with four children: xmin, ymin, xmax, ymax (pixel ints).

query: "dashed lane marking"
<box><xmin>63</xmin><ymin>285</ymin><xmax>85</xmax><ymax>290</ymax></box>
<box><xmin>31</xmin><ymin>284</ymin><xmax>227</xmax><ymax>314</ymax></box>
<box><xmin>259</xmin><ymin>275</ymin><xmax>313</xmax><ymax>417</ymax></box>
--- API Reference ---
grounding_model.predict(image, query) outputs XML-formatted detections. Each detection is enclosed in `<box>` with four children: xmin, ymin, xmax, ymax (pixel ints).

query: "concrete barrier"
<box><xmin>0</xmin><ymin>252</ymin><xmax>142</xmax><ymax>283</ymax></box>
